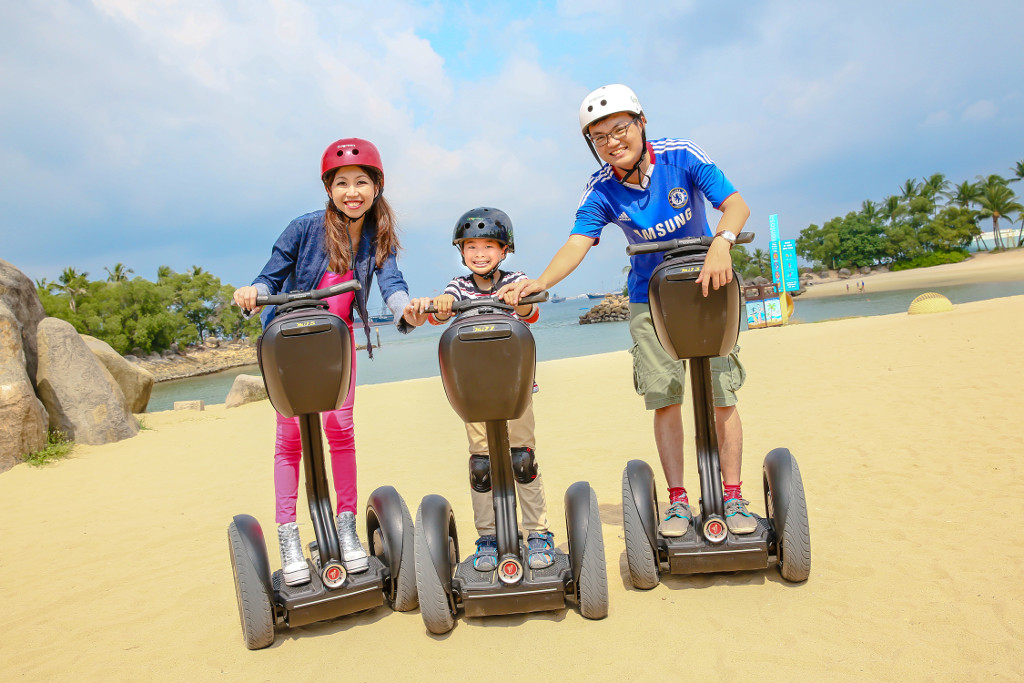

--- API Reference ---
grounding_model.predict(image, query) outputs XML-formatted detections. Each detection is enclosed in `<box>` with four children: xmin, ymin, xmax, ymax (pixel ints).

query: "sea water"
<box><xmin>147</xmin><ymin>280</ymin><xmax>1024</xmax><ymax>412</ymax></box>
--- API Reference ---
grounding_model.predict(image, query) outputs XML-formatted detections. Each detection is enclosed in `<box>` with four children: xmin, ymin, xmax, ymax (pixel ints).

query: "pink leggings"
<box><xmin>273</xmin><ymin>346</ymin><xmax>358</xmax><ymax>524</ymax></box>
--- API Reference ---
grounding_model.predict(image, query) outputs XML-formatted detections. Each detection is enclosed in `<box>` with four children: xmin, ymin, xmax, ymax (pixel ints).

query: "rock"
<box><xmin>752</xmin><ymin>276</ymin><xmax>771</xmax><ymax>285</ymax></box>
<box><xmin>161</xmin><ymin>349</ymin><xmax>176</xmax><ymax>358</ymax></box>
<box><xmin>0</xmin><ymin>259</ymin><xmax>47</xmax><ymax>387</ymax></box>
<box><xmin>578</xmin><ymin>294</ymin><xmax>630</xmax><ymax>324</ymax></box>
<box><xmin>859</xmin><ymin>266</ymin><xmax>872</xmax><ymax>274</ymax></box>
<box><xmin>876</xmin><ymin>264</ymin><xmax>889</xmax><ymax>274</ymax></box>
<box><xmin>169</xmin><ymin>342</ymin><xmax>180</xmax><ymax>354</ymax></box>
<box><xmin>35</xmin><ymin>317</ymin><xmax>139</xmax><ymax>446</ymax></box>
<box><xmin>0</xmin><ymin>301</ymin><xmax>48</xmax><ymax>472</ymax></box>
<box><xmin>147</xmin><ymin>352</ymin><xmax>162</xmax><ymax>361</ymax></box>
<box><xmin>838</xmin><ymin>268</ymin><xmax>852</xmax><ymax>278</ymax></box>
<box><xmin>124</xmin><ymin>355</ymin><xmax>139</xmax><ymax>363</ymax></box>
<box><xmin>131</xmin><ymin>347</ymin><xmax>145</xmax><ymax>357</ymax></box>
<box><xmin>204</xmin><ymin>337</ymin><xmax>220</xmax><ymax>349</ymax></box>
<box><xmin>174</xmin><ymin>400</ymin><xmax>205</xmax><ymax>411</ymax></box>
<box><xmin>82</xmin><ymin>335</ymin><xmax>155</xmax><ymax>413</ymax></box>
<box><xmin>225</xmin><ymin>374</ymin><xmax>267</xmax><ymax>408</ymax></box>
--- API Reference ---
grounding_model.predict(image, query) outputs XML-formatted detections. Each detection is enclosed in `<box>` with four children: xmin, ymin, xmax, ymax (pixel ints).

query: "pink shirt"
<box><xmin>317</xmin><ymin>270</ymin><xmax>356</xmax><ymax>324</ymax></box>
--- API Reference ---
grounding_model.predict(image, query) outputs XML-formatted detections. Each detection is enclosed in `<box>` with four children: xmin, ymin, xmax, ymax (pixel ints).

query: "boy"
<box><xmin>501</xmin><ymin>85</ymin><xmax>757</xmax><ymax>537</ymax></box>
<box><xmin>407</xmin><ymin>207</ymin><xmax>556</xmax><ymax>570</ymax></box>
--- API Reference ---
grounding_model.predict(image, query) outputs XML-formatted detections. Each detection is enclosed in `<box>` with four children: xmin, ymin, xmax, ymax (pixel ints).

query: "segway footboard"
<box><xmin>662</xmin><ymin>520</ymin><xmax>771</xmax><ymax>574</ymax></box>
<box><xmin>274</xmin><ymin>557</ymin><xmax>387</xmax><ymax>628</ymax></box>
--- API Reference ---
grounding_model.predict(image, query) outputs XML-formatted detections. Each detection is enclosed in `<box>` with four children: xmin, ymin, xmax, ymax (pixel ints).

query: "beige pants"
<box><xmin>465</xmin><ymin>396</ymin><xmax>549</xmax><ymax>535</ymax></box>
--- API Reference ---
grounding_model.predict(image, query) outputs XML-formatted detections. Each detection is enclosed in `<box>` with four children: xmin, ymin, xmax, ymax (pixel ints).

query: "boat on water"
<box><xmin>550</xmin><ymin>294</ymin><xmax>565</xmax><ymax>303</ymax></box>
<box><xmin>352</xmin><ymin>308</ymin><xmax>395</xmax><ymax>326</ymax></box>
<box><xmin>586</xmin><ymin>292</ymin><xmax>616</xmax><ymax>299</ymax></box>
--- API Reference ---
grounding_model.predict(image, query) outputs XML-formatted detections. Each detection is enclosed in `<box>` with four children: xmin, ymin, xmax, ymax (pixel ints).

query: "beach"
<box><xmin>2</xmin><ymin>270</ymin><xmax>1023</xmax><ymax>679</ymax></box>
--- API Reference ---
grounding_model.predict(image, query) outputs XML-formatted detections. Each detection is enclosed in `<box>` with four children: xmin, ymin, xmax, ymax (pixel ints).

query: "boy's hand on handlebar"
<box><xmin>233</xmin><ymin>286</ymin><xmax>261</xmax><ymax>313</ymax></box>
<box><xmin>403</xmin><ymin>297</ymin><xmax>432</xmax><ymax>327</ymax></box>
<box><xmin>498</xmin><ymin>278</ymin><xmax>543</xmax><ymax>306</ymax></box>
<box><xmin>432</xmin><ymin>294</ymin><xmax>456</xmax><ymax>320</ymax></box>
<box><xmin>694</xmin><ymin>241</ymin><xmax>734</xmax><ymax>297</ymax></box>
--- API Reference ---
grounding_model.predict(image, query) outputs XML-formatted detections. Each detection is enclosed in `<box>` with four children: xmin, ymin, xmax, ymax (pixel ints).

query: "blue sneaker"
<box><xmin>472</xmin><ymin>535</ymin><xmax>498</xmax><ymax>572</ymax></box>
<box><xmin>527</xmin><ymin>531</ymin><xmax>555</xmax><ymax>569</ymax></box>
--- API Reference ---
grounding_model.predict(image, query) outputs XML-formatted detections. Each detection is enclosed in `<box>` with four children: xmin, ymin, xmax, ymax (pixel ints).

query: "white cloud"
<box><xmin>962</xmin><ymin>100</ymin><xmax>997</xmax><ymax>122</ymax></box>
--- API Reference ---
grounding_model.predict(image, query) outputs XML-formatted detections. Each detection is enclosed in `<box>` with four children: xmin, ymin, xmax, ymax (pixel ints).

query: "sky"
<box><xmin>2</xmin><ymin>0</ymin><xmax>1022</xmax><ymax>306</ymax></box>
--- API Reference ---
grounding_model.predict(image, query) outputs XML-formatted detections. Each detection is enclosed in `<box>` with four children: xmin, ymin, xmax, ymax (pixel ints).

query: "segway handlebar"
<box><xmin>255</xmin><ymin>280</ymin><xmax>361</xmax><ymax>307</ymax></box>
<box><xmin>625</xmin><ymin>231</ymin><xmax>755</xmax><ymax>256</ymax></box>
<box><xmin>421</xmin><ymin>291</ymin><xmax>549</xmax><ymax>315</ymax></box>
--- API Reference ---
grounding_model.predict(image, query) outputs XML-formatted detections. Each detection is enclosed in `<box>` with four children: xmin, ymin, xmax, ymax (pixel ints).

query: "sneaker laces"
<box><xmin>664</xmin><ymin>500</ymin><xmax>691</xmax><ymax>521</ymax></box>
<box><xmin>475</xmin><ymin>535</ymin><xmax>497</xmax><ymax>555</ymax></box>
<box><xmin>337</xmin><ymin>512</ymin><xmax>365</xmax><ymax>554</ymax></box>
<box><xmin>724</xmin><ymin>498</ymin><xmax>752</xmax><ymax>518</ymax></box>
<box><xmin>527</xmin><ymin>531</ymin><xmax>554</xmax><ymax>552</ymax></box>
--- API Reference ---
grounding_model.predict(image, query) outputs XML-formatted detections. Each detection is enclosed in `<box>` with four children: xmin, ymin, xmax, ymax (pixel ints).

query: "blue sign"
<box><xmin>770</xmin><ymin>240</ymin><xmax>782</xmax><ymax>284</ymax></box>
<box><xmin>769</xmin><ymin>214</ymin><xmax>780</xmax><ymax>243</ymax></box>
<box><xmin>780</xmin><ymin>240</ymin><xmax>800</xmax><ymax>292</ymax></box>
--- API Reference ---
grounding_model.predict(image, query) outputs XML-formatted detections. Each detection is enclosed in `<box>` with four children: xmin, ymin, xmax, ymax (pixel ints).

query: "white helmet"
<box><xmin>578</xmin><ymin>84</ymin><xmax>643</xmax><ymax>134</ymax></box>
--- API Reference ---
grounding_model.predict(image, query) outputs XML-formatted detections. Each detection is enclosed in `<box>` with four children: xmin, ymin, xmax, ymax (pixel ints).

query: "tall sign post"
<box><xmin>768</xmin><ymin>214</ymin><xmax>800</xmax><ymax>293</ymax></box>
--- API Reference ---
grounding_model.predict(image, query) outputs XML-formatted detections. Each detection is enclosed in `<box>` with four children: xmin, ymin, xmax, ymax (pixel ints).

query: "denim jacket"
<box><xmin>251</xmin><ymin>210</ymin><xmax>413</xmax><ymax>357</ymax></box>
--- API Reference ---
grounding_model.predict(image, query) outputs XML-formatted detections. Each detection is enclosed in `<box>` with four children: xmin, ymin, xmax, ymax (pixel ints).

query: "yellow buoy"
<box><xmin>908</xmin><ymin>292</ymin><xmax>953</xmax><ymax>315</ymax></box>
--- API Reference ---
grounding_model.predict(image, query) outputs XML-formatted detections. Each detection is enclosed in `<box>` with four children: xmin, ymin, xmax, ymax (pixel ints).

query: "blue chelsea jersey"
<box><xmin>571</xmin><ymin>138</ymin><xmax>737</xmax><ymax>303</ymax></box>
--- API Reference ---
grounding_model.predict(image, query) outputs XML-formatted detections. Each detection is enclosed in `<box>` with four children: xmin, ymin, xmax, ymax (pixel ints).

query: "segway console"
<box><xmin>227</xmin><ymin>280</ymin><xmax>416</xmax><ymax>650</ymax></box>
<box><xmin>413</xmin><ymin>293</ymin><xmax>609</xmax><ymax>634</ymax></box>
<box><xmin>620</xmin><ymin>233</ymin><xmax>811</xmax><ymax>589</ymax></box>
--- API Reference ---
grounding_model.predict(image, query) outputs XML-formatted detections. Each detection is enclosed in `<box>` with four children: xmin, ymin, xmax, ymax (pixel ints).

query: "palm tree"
<box><xmin>976</xmin><ymin>183</ymin><xmax>1023</xmax><ymax>250</ymax></box>
<box><xmin>899</xmin><ymin>178</ymin><xmax>919</xmax><ymax>200</ymax></box>
<box><xmin>950</xmin><ymin>180</ymin><xmax>986</xmax><ymax>250</ymax></box>
<box><xmin>752</xmin><ymin>248</ymin><xmax>770</xmax><ymax>277</ymax></box>
<box><xmin>104</xmin><ymin>262</ymin><xmax>134</xmax><ymax>283</ymax></box>
<box><xmin>920</xmin><ymin>173</ymin><xmax>950</xmax><ymax>216</ymax></box>
<box><xmin>52</xmin><ymin>267</ymin><xmax>89</xmax><ymax>313</ymax></box>
<box><xmin>881</xmin><ymin>195</ymin><xmax>904</xmax><ymax>225</ymax></box>
<box><xmin>860</xmin><ymin>199</ymin><xmax>881</xmax><ymax>223</ymax></box>
<box><xmin>1009</xmin><ymin>160</ymin><xmax>1024</xmax><ymax>184</ymax></box>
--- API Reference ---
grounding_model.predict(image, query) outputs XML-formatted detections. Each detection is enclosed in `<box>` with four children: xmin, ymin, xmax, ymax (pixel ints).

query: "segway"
<box><xmin>414</xmin><ymin>293</ymin><xmax>608</xmax><ymax>634</ymax></box>
<box><xmin>227</xmin><ymin>280</ymin><xmax>417</xmax><ymax>650</ymax></box>
<box><xmin>620</xmin><ymin>233</ymin><xmax>811</xmax><ymax>589</ymax></box>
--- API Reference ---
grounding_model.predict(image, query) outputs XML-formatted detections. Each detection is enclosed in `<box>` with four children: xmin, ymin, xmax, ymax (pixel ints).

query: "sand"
<box><xmin>2</xmin><ymin>267</ymin><xmax>1024</xmax><ymax>680</ymax></box>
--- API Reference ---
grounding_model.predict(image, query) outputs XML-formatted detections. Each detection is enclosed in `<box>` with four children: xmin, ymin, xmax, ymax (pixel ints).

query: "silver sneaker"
<box><xmin>336</xmin><ymin>511</ymin><xmax>369</xmax><ymax>573</ymax></box>
<box><xmin>659</xmin><ymin>500</ymin><xmax>692</xmax><ymax>538</ymax></box>
<box><xmin>278</xmin><ymin>522</ymin><xmax>310</xmax><ymax>586</ymax></box>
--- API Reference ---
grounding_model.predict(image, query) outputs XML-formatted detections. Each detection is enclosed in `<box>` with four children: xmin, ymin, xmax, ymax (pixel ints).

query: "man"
<box><xmin>501</xmin><ymin>84</ymin><xmax>756</xmax><ymax>536</ymax></box>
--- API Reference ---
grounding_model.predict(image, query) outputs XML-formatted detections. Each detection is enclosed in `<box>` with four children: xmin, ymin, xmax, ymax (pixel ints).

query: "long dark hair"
<box><xmin>322</xmin><ymin>166</ymin><xmax>401</xmax><ymax>273</ymax></box>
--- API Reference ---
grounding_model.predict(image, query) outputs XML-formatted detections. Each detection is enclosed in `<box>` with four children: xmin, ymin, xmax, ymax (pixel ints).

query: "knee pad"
<box><xmin>511</xmin><ymin>447</ymin><xmax>538</xmax><ymax>484</ymax></box>
<box><xmin>469</xmin><ymin>454</ymin><xmax>491</xmax><ymax>493</ymax></box>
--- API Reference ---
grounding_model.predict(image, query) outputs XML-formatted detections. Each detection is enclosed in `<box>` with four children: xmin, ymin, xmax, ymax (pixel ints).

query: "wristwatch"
<box><xmin>715</xmin><ymin>230</ymin><xmax>737</xmax><ymax>245</ymax></box>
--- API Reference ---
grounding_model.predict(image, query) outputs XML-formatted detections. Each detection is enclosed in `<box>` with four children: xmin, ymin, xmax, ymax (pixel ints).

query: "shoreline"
<box><xmin>796</xmin><ymin>248</ymin><xmax>1024</xmax><ymax>299</ymax></box>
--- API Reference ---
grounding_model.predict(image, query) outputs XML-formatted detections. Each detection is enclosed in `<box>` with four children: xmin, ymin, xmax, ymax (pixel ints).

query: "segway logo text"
<box><xmin>473</xmin><ymin>325</ymin><xmax>496</xmax><ymax>332</ymax></box>
<box><xmin>633</xmin><ymin>207</ymin><xmax>693</xmax><ymax>241</ymax></box>
<box><xmin>294</xmin><ymin>320</ymin><xmax>315</xmax><ymax>327</ymax></box>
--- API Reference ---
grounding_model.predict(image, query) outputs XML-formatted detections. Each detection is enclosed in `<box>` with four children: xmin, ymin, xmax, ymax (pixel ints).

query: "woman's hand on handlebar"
<box><xmin>694</xmin><ymin>240</ymin><xmax>734</xmax><ymax>297</ymax></box>
<box><xmin>233</xmin><ymin>286</ymin><xmax>260</xmax><ymax>313</ymax></box>
<box><xmin>404</xmin><ymin>297</ymin><xmax>432</xmax><ymax>327</ymax></box>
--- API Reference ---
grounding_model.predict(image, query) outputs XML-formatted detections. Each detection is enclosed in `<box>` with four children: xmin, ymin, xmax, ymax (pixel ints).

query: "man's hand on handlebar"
<box><xmin>694</xmin><ymin>239</ymin><xmax>734</xmax><ymax>297</ymax></box>
<box><xmin>497</xmin><ymin>278</ymin><xmax>545</xmax><ymax>307</ymax></box>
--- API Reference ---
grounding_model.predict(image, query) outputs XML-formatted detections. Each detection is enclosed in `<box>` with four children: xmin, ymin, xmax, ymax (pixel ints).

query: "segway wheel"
<box><xmin>414</xmin><ymin>502</ymin><xmax>457</xmax><ymax>634</ymax></box>
<box><xmin>569</xmin><ymin>485</ymin><xmax>609</xmax><ymax>620</ymax></box>
<box><xmin>227</xmin><ymin>522</ymin><xmax>275</xmax><ymax>650</ymax></box>
<box><xmin>621</xmin><ymin>463</ymin><xmax>660</xmax><ymax>590</ymax></box>
<box><xmin>367</xmin><ymin>488</ymin><xmax>418</xmax><ymax>612</ymax></box>
<box><xmin>763</xmin><ymin>448</ymin><xmax>811</xmax><ymax>583</ymax></box>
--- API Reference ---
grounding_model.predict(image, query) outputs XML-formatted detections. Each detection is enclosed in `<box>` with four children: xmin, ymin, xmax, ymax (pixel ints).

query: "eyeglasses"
<box><xmin>587</xmin><ymin>117</ymin><xmax>640</xmax><ymax>147</ymax></box>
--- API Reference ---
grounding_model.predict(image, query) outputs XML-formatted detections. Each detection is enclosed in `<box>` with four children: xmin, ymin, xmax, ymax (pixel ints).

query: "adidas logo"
<box><xmin>617</xmin><ymin>212</ymin><xmax>631</xmax><ymax>222</ymax></box>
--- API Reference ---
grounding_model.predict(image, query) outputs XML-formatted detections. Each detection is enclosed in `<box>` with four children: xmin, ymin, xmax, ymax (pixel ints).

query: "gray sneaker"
<box><xmin>724</xmin><ymin>498</ymin><xmax>758</xmax><ymax>535</ymax></box>
<box><xmin>278</xmin><ymin>522</ymin><xmax>311</xmax><ymax>586</ymax></box>
<box><xmin>659</xmin><ymin>500</ymin><xmax>692</xmax><ymax>538</ymax></box>
<box><xmin>472</xmin><ymin>535</ymin><xmax>498</xmax><ymax>572</ymax></box>
<box><xmin>336</xmin><ymin>511</ymin><xmax>369</xmax><ymax>573</ymax></box>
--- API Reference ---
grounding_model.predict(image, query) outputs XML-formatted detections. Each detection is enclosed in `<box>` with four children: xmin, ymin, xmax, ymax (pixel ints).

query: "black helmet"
<box><xmin>452</xmin><ymin>207</ymin><xmax>515</xmax><ymax>253</ymax></box>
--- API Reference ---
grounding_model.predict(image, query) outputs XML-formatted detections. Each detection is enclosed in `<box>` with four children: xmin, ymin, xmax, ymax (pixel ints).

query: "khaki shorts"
<box><xmin>628</xmin><ymin>302</ymin><xmax>746</xmax><ymax>410</ymax></box>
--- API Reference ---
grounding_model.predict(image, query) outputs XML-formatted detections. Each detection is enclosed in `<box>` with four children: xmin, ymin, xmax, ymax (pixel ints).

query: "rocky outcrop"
<box><xmin>0</xmin><ymin>258</ymin><xmax>46</xmax><ymax>386</ymax></box>
<box><xmin>82</xmin><ymin>335</ymin><xmax>155</xmax><ymax>413</ymax></box>
<box><xmin>225</xmin><ymin>374</ymin><xmax>268</xmax><ymax>408</ymax></box>
<box><xmin>134</xmin><ymin>342</ymin><xmax>258</xmax><ymax>382</ymax></box>
<box><xmin>0</xmin><ymin>301</ymin><xmax>48</xmax><ymax>472</ymax></box>
<box><xmin>579</xmin><ymin>294</ymin><xmax>630</xmax><ymax>324</ymax></box>
<box><xmin>35</xmin><ymin>317</ymin><xmax>139</xmax><ymax>446</ymax></box>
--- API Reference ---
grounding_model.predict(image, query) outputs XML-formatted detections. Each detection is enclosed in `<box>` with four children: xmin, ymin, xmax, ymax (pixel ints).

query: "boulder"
<box><xmin>859</xmin><ymin>266</ymin><xmax>872</xmax><ymax>274</ymax></box>
<box><xmin>225</xmin><ymin>374</ymin><xmax>268</xmax><ymax>408</ymax></box>
<box><xmin>0</xmin><ymin>301</ymin><xmax>48</xmax><ymax>472</ymax></box>
<box><xmin>0</xmin><ymin>259</ymin><xmax>47</xmax><ymax>387</ymax></box>
<box><xmin>838</xmin><ymin>268</ymin><xmax>852</xmax><ymax>278</ymax></box>
<box><xmin>82</xmin><ymin>335</ymin><xmax>155</xmax><ymax>413</ymax></box>
<box><xmin>161</xmin><ymin>349</ymin><xmax>176</xmax><ymax>359</ymax></box>
<box><xmin>174</xmin><ymin>400</ymin><xmax>205</xmax><ymax>411</ymax></box>
<box><xmin>35</xmin><ymin>318</ymin><xmax>139</xmax><ymax>445</ymax></box>
<box><xmin>818</xmin><ymin>270</ymin><xmax>830</xmax><ymax>279</ymax></box>
<box><xmin>204</xmin><ymin>336</ymin><xmax>220</xmax><ymax>349</ymax></box>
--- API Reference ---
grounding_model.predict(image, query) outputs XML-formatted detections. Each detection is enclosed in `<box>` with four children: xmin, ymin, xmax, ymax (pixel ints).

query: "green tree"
<box><xmin>976</xmin><ymin>182</ymin><xmax>1022</xmax><ymax>250</ymax></box>
<box><xmin>50</xmin><ymin>267</ymin><xmax>90</xmax><ymax>313</ymax></box>
<box><xmin>752</xmin><ymin>248</ymin><xmax>770</xmax><ymax>277</ymax></box>
<box><xmin>104</xmin><ymin>262</ymin><xmax>134</xmax><ymax>283</ymax></box>
<box><xmin>1009</xmin><ymin>160</ymin><xmax>1024</xmax><ymax>184</ymax></box>
<box><xmin>919</xmin><ymin>206</ymin><xmax>978</xmax><ymax>252</ymax></box>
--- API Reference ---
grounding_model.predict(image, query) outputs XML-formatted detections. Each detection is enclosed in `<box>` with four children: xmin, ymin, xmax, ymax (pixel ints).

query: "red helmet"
<box><xmin>321</xmin><ymin>138</ymin><xmax>384</xmax><ymax>182</ymax></box>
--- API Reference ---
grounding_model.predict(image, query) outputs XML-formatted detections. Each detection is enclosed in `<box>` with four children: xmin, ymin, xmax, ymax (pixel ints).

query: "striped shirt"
<box><xmin>428</xmin><ymin>270</ymin><xmax>541</xmax><ymax>325</ymax></box>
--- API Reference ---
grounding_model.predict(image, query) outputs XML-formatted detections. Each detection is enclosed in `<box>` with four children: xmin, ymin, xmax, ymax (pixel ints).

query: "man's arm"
<box><xmin>696</xmin><ymin>192</ymin><xmax>750</xmax><ymax>296</ymax></box>
<box><xmin>499</xmin><ymin>234</ymin><xmax>596</xmax><ymax>305</ymax></box>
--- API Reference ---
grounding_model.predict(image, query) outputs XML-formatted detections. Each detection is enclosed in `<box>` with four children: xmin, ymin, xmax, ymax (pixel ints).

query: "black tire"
<box><xmin>390</xmin><ymin>496</ymin><xmax>418</xmax><ymax>612</ymax></box>
<box><xmin>227</xmin><ymin>522</ymin><xmax>275</xmax><ymax>650</ymax></box>
<box><xmin>576</xmin><ymin>487</ymin><xmax>609</xmax><ymax>619</ymax></box>
<box><xmin>414</xmin><ymin>503</ymin><xmax>455</xmax><ymax>634</ymax></box>
<box><xmin>621</xmin><ymin>467</ymin><xmax>659</xmax><ymax>590</ymax></box>
<box><xmin>764</xmin><ymin>450</ymin><xmax>811</xmax><ymax>582</ymax></box>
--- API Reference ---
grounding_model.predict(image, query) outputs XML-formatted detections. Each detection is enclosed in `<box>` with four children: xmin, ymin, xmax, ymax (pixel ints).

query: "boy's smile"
<box><xmin>461</xmin><ymin>238</ymin><xmax>507</xmax><ymax>278</ymax></box>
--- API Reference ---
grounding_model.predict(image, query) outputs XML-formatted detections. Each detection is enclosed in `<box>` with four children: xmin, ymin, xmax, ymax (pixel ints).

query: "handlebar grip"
<box><xmin>425</xmin><ymin>290</ymin><xmax>549</xmax><ymax>315</ymax></box>
<box><xmin>625</xmin><ymin>230</ymin><xmax>757</xmax><ymax>256</ymax></box>
<box><xmin>255</xmin><ymin>280</ymin><xmax>361</xmax><ymax>306</ymax></box>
